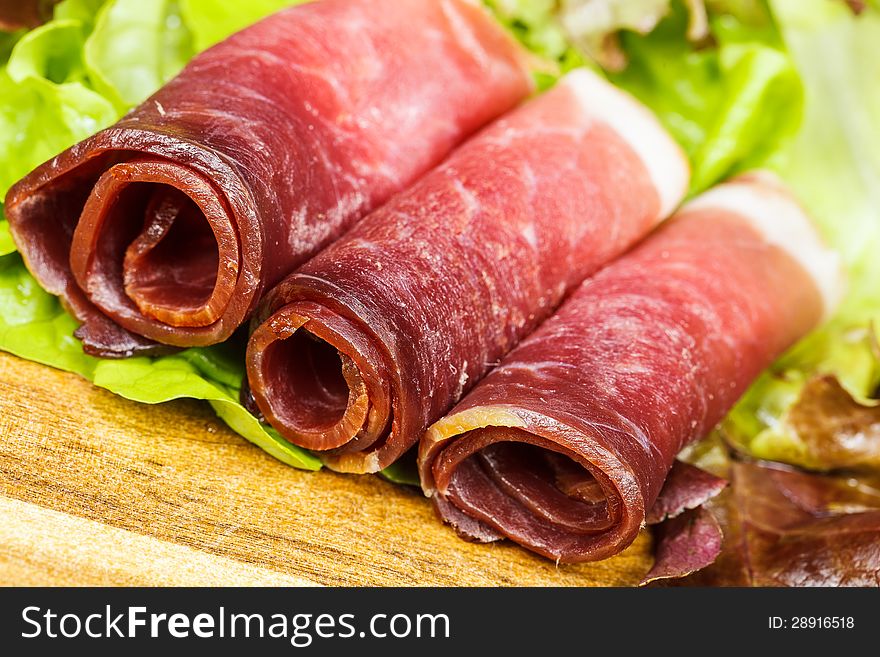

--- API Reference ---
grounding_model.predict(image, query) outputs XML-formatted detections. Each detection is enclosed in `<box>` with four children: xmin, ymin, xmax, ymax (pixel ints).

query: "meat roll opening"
<box><xmin>424</xmin><ymin>411</ymin><xmax>642</xmax><ymax>561</ymax></box>
<box><xmin>264</xmin><ymin>331</ymin><xmax>350</xmax><ymax>434</ymax></box>
<box><xmin>448</xmin><ymin>440</ymin><xmax>614</xmax><ymax>534</ymax></box>
<box><xmin>70</xmin><ymin>161</ymin><xmax>239</xmax><ymax>330</ymax></box>
<box><xmin>122</xmin><ymin>189</ymin><xmax>224</xmax><ymax>325</ymax></box>
<box><xmin>248</xmin><ymin>300</ymin><xmax>391</xmax><ymax>457</ymax></box>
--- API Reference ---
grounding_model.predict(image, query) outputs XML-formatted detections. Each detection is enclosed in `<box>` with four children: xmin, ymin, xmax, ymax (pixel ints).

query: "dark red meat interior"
<box><xmin>122</xmin><ymin>187</ymin><xmax>220</xmax><ymax>321</ymax></box>
<box><xmin>261</xmin><ymin>330</ymin><xmax>350</xmax><ymax>435</ymax></box>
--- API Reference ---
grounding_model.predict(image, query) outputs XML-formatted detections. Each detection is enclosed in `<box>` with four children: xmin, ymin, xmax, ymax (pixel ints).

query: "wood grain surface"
<box><xmin>0</xmin><ymin>350</ymin><xmax>651</xmax><ymax>586</ymax></box>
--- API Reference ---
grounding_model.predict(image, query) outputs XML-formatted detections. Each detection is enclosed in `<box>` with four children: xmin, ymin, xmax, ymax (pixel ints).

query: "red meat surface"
<box><xmin>246</xmin><ymin>69</ymin><xmax>688</xmax><ymax>472</ymax></box>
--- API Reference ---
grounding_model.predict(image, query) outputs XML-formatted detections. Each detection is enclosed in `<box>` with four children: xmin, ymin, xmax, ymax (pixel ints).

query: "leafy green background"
<box><xmin>723</xmin><ymin>0</ymin><xmax>880</xmax><ymax>466</ymax></box>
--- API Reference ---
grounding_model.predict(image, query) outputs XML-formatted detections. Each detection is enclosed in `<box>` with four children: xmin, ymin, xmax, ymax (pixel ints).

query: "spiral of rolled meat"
<box><xmin>419</xmin><ymin>174</ymin><xmax>843</xmax><ymax>562</ymax></box>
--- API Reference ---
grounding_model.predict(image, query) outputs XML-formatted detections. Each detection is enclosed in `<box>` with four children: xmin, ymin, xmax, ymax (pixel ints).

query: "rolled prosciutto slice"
<box><xmin>4</xmin><ymin>0</ymin><xmax>531</xmax><ymax>356</ymax></box>
<box><xmin>246</xmin><ymin>68</ymin><xmax>689</xmax><ymax>473</ymax></box>
<box><xmin>419</xmin><ymin>174</ymin><xmax>843</xmax><ymax>563</ymax></box>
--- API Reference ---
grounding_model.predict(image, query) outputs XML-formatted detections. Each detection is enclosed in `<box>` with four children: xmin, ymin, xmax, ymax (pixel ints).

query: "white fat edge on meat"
<box><xmin>682</xmin><ymin>172</ymin><xmax>845</xmax><ymax>320</ymax></box>
<box><xmin>562</xmin><ymin>67</ymin><xmax>690</xmax><ymax>220</ymax></box>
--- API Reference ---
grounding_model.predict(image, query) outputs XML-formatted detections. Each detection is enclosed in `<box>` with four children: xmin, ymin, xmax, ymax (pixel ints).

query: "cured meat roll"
<box><xmin>0</xmin><ymin>0</ymin><xmax>57</xmax><ymax>30</ymax></box>
<box><xmin>4</xmin><ymin>0</ymin><xmax>531</xmax><ymax>356</ymax></box>
<box><xmin>246</xmin><ymin>68</ymin><xmax>689</xmax><ymax>473</ymax></box>
<box><xmin>419</xmin><ymin>174</ymin><xmax>843</xmax><ymax>562</ymax></box>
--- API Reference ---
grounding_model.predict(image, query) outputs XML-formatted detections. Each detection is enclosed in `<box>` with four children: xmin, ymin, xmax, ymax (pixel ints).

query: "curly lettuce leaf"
<box><xmin>84</xmin><ymin>0</ymin><xmax>193</xmax><ymax>109</ymax></box>
<box><xmin>558</xmin><ymin>0</ymin><xmax>674</xmax><ymax>71</ymax></box>
<box><xmin>486</xmin><ymin>1</ymin><xmax>802</xmax><ymax>194</ymax></box>
<box><xmin>0</xmin><ymin>254</ymin><xmax>97</xmax><ymax>378</ymax></box>
<box><xmin>0</xmin><ymin>214</ymin><xmax>13</xmax><ymax>256</ymax></box>
<box><xmin>180</xmin><ymin>0</ymin><xmax>304</xmax><ymax>52</ymax></box>
<box><xmin>487</xmin><ymin>0</ymin><xmax>585</xmax><ymax>66</ymax></box>
<box><xmin>724</xmin><ymin>0</ymin><xmax>880</xmax><ymax>470</ymax></box>
<box><xmin>609</xmin><ymin>1</ymin><xmax>801</xmax><ymax>193</ymax></box>
<box><xmin>682</xmin><ymin>460</ymin><xmax>880</xmax><ymax>586</ymax></box>
<box><xmin>0</xmin><ymin>18</ymin><xmax>116</xmax><ymax>196</ymax></box>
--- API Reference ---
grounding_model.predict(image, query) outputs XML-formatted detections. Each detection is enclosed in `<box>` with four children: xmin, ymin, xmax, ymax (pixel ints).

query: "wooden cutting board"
<box><xmin>0</xmin><ymin>350</ymin><xmax>651</xmax><ymax>586</ymax></box>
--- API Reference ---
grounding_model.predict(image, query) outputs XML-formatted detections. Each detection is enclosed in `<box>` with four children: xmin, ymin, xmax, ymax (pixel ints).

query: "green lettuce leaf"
<box><xmin>84</xmin><ymin>0</ymin><xmax>193</xmax><ymax>109</ymax></box>
<box><xmin>724</xmin><ymin>0</ymin><xmax>880</xmax><ymax>469</ymax></box>
<box><xmin>378</xmin><ymin>451</ymin><xmax>420</xmax><ymax>487</ymax></box>
<box><xmin>609</xmin><ymin>1</ymin><xmax>801</xmax><ymax>193</ymax></box>
<box><xmin>180</xmin><ymin>0</ymin><xmax>305</xmax><ymax>52</ymax></box>
<box><xmin>54</xmin><ymin>0</ymin><xmax>106</xmax><ymax>26</ymax></box>
<box><xmin>0</xmin><ymin>30</ymin><xmax>23</xmax><ymax>61</ymax></box>
<box><xmin>0</xmin><ymin>253</ymin><xmax>100</xmax><ymax>379</ymax></box>
<box><xmin>486</xmin><ymin>0</ymin><xmax>585</xmax><ymax>66</ymax></box>
<box><xmin>0</xmin><ymin>214</ymin><xmax>14</xmax><ymax>256</ymax></box>
<box><xmin>0</xmin><ymin>18</ymin><xmax>116</xmax><ymax>196</ymax></box>
<box><xmin>486</xmin><ymin>1</ymin><xmax>802</xmax><ymax>193</ymax></box>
